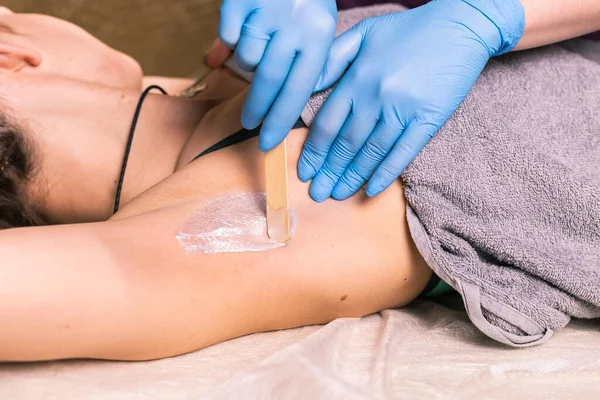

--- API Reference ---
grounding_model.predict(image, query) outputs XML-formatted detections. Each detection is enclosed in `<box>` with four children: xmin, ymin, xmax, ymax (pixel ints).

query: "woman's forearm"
<box><xmin>515</xmin><ymin>0</ymin><xmax>600</xmax><ymax>50</ymax></box>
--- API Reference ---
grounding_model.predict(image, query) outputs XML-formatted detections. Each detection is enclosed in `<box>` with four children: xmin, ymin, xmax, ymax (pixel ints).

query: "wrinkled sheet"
<box><xmin>2</xmin><ymin>300</ymin><xmax>599</xmax><ymax>399</ymax></box>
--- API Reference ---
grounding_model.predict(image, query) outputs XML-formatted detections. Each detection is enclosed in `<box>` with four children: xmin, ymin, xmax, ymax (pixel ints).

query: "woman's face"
<box><xmin>0</xmin><ymin>7</ymin><xmax>143</xmax><ymax>90</ymax></box>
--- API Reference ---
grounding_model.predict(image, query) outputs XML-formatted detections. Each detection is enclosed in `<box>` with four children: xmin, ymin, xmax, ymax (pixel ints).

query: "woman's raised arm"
<box><xmin>0</xmin><ymin>129</ymin><xmax>431</xmax><ymax>362</ymax></box>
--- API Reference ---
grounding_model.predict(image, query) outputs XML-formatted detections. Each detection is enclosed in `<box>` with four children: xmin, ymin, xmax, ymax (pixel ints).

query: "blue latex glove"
<box><xmin>298</xmin><ymin>0</ymin><xmax>525</xmax><ymax>201</ymax></box>
<box><xmin>219</xmin><ymin>0</ymin><xmax>337</xmax><ymax>151</ymax></box>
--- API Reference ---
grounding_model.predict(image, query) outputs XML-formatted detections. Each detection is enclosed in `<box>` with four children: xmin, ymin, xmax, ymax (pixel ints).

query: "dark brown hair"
<box><xmin>0</xmin><ymin>115</ymin><xmax>44</xmax><ymax>229</ymax></box>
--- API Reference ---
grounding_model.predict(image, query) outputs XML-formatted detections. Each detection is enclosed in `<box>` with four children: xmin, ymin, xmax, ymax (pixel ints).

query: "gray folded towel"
<box><xmin>227</xmin><ymin>4</ymin><xmax>600</xmax><ymax>346</ymax></box>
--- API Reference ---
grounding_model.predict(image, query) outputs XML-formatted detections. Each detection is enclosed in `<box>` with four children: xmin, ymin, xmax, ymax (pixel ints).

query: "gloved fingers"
<box><xmin>314</xmin><ymin>25</ymin><xmax>364</xmax><ymax>92</ymax></box>
<box><xmin>233</xmin><ymin>13</ymin><xmax>273</xmax><ymax>72</ymax></box>
<box><xmin>309</xmin><ymin>112</ymin><xmax>379</xmax><ymax>202</ymax></box>
<box><xmin>259</xmin><ymin>46</ymin><xmax>331</xmax><ymax>152</ymax></box>
<box><xmin>367</xmin><ymin>121</ymin><xmax>437</xmax><ymax>196</ymax></box>
<box><xmin>241</xmin><ymin>32</ymin><xmax>296</xmax><ymax>130</ymax></box>
<box><xmin>298</xmin><ymin>84</ymin><xmax>353</xmax><ymax>182</ymax></box>
<box><xmin>218</xmin><ymin>0</ymin><xmax>252</xmax><ymax>48</ymax></box>
<box><xmin>331</xmin><ymin>119</ymin><xmax>402</xmax><ymax>200</ymax></box>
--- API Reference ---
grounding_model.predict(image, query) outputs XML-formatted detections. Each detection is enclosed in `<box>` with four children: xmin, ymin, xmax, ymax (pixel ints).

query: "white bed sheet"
<box><xmin>1</xmin><ymin>300</ymin><xmax>599</xmax><ymax>399</ymax></box>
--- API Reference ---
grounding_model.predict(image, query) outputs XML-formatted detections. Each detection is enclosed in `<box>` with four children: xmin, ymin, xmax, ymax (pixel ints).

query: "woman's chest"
<box><xmin>176</xmin><ymin>79</ymin><xmax>248</xmax><ymax>170</ymax></box>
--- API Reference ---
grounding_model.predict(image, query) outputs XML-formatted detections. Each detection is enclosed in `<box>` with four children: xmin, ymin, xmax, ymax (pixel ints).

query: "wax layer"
<box><xmin>176</xmin><ymin>192</ymin><xmax>296</xmax><ymax>254</ymax></box>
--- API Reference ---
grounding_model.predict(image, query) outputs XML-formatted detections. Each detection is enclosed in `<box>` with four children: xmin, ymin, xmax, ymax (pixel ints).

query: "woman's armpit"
<box><xmin>104</xmin><ymin>125</ymin><xmax>431</xmax><ymax>359</ymax></box>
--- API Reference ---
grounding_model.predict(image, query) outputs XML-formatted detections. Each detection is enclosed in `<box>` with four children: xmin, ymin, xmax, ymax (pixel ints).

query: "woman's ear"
<box><xmin>0</xmin><ymin>43</ymin><xmax>41</xmax><ymax>72</ymax></box>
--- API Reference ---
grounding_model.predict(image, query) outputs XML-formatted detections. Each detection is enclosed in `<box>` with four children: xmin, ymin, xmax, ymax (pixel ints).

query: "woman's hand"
<box><xmin>298</xmin><ymin>0</ymin><xmax>525</xmax><ymax>201</ymax></box>
<box><xmin>219</xmin><ymin>0</ymin><xmax>337</xmax><ymax>152</ymax></box>
<box><xmin>204</xmin><ymin>39</ymin><xmax>233</xmax><ymax>69</ymax></box>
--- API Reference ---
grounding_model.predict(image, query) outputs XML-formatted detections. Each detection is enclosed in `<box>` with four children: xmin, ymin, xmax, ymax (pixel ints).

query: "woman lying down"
<box><xmin>1</xmin><ymin>5</ymin><xmax>599</xmax><ymax>361</ymax></box>
<box><xmin>0</xmin><ymin>7</ymin><xmax>437</xmax><ymax>362</ymax></box>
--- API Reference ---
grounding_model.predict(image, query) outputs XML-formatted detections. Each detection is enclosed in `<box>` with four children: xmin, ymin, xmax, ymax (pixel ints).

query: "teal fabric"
<box><xmin>424</xmin><ymin>277</ymin><xmax>454</xmax><ymax>298</ymax></box>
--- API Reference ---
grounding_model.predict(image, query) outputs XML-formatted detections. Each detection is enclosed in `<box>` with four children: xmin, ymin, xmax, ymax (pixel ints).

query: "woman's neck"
<box><xmin>113</xmin><ymin>91</ymin><xmax>210</xmax><ymax>216</ymax></box>
<box><xmin>2</xmin><ymin>73</ymin><xmax>213</xmax><ymax>223</ymax></box>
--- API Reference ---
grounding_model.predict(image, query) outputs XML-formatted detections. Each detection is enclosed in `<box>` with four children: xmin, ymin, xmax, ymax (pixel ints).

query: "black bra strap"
<box><xmin>190</xmin><ymin>119</ymin><xmax>307</xmax><ymax>163</ymax></box>
<box><xmin>114</xmin><ymin>85</ymin><xmax>167</xmax><ymax>214</ymax></box>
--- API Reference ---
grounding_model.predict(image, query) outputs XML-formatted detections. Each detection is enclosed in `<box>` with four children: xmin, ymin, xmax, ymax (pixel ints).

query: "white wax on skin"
<box><xmin>176</xmin><ymin>192</ymin><xmax>297</xmax><ymax>254</ymax></box>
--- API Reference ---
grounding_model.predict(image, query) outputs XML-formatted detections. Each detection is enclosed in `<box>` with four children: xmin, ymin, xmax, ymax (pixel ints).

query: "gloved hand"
<box><xmin>298</xmin><ymin>0</ymin><xmax>525</xmax><ymax>201</ymax></box>
<box><xmin>219</xmin><ymin>0</ymin><xmax>337</xmax><ymax>151</ymax></box>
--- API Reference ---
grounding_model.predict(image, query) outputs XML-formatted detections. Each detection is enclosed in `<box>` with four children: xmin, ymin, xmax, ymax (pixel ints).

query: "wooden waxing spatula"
<box><xmin>265</xmin><ymin>139</ymin><xmax>291</xmax><ymax>244</ymax></box>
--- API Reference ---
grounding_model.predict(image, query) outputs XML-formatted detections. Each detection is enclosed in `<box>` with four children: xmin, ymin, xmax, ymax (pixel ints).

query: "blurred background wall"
<box><xmin>6</xmin><ymin>1</ymin><xmax>598</xmax><ymax>78</ymax></box>
<box><xmin>4</xmin><ymin>0</ymin><xmax>221</xmax><ymax>77</ymax></box>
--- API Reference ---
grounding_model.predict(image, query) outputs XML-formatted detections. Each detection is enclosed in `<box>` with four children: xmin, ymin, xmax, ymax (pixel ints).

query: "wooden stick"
<box><xmin>265</xmin><ymin>139</ymin><xmax>291</xmax><ymax>244</ymax></box>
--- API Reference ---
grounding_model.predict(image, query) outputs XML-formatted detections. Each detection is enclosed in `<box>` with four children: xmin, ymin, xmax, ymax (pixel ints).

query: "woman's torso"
<box><xmin>110</xmin><ymin>68</ymin><xmax>431</xmax><ymax>320</ymax></box>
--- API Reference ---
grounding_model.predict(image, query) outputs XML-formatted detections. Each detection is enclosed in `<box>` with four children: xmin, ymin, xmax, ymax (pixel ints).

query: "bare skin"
<box><xmin>0</xmin><ymin>69</ymin><xmax>431</xmax><ymax>362</ymax></box>
<box><xmin>0</xmin><ymin>9</ymin><xmax>432</xmax><ymax>361</ymax></box>
<box><xmin>515</xmin><ymin>0</ymin><xmax>600</xmax><ymax>50</ymax></box>
<box><xmin>0</xmin><ymin>7</ymin><xmax>142</xmax><ymax>89</ymax></box>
